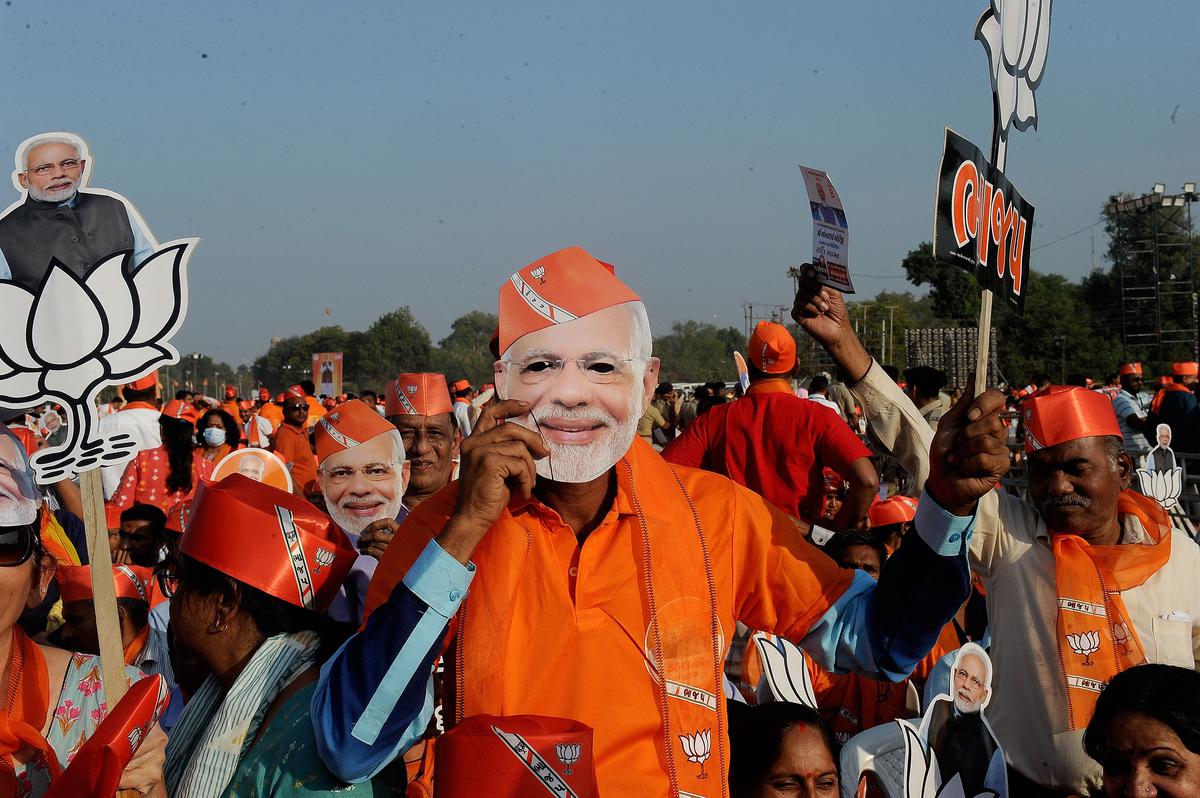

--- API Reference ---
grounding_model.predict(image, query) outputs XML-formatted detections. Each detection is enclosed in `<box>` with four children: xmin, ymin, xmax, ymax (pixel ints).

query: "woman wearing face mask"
<box><xmin>109</xmin><ymin>400</ymin><xmax>215</xmax><ymax>515</ymax></box>
<box><xmin>196</xmin><ymin>409</ymin><xmax>242</xmax><ymax>464</ymax></box>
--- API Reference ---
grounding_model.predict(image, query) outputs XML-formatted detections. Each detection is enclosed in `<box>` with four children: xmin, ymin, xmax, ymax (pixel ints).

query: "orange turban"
<box><xmin>1022</xmin><ymin>386</ymin><xmax>1122</xmax><ymax>453</ymax></box>
<box><xmin>160</xmin><ymin>399</ymin><xmax>197</xmax><ymax>425</ymax></box>
<box><xmin>56</xmin><ymin>564</ymin><xmax>153</xmax><ymax>604</ymax></box>
<box><xmin>747</xmin><ymin>321</ymin><xmax>796</xmax><ymax>374</ymax></box>
<box><xmin>182</xmin><ymin>474</ymin><xmax>356</xmax><ymax>612</ymax></box>
<box><xmin>1118</xmin><ymin>362</ymin><xmax>1143</xmax><ymax>377</ymax></box>
<box><xmin>497</xmin><ymin>246</ymin><xmax>640</xmax><ymax>355</ymax></box>
<box><xmin>435</xmin><ymin>714</ymin><xmax>599</xmax><ymax>798</ymax></box>
<box><xmin>1172</xmin><ymin>362</ymin><xmax>1199</xmax><ymax>377</ymax></box>
<box><xmin>385</xmin><ymin>373</ymin><xmax>453</xmax><ymax>417</ymax></box>
<box><xmin>868</xmin><ymin>496</ymin><xmax>917</xmax><ymax>527</ymax></box>
<box><xmin>314</xmin><ymin>400</ymin><xmax>396</xmax><ymax>464</ymax></box>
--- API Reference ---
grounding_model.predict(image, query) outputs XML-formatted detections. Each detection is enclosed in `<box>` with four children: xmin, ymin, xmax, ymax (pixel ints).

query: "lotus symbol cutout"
<box><xmin>1137</xmin><ymin>466</ymin><xmax>1182</xmax><ymax>510</ymax></box>
<box><xmin>1066</xmin><ymin>630</ymin><xmax>1101</xmax><ymax>666</ymax></box>
<box><xmin>976</xmin><ymin>0</ymin><xmax>1052</xmax><ymax>140</ymax></box>
<box><xmin>679</xmin><ymin>729</ymin><xmax>711</xmax><ymax>779</ymax></box>
<box><xmin>0</xmin><ymin>241</ymin><xmax>196</xmax><ymax>482</ymax></box>
<box><xmin>554</xmin><ymin>743</ymin><xmax>580</xmax><ymax>775</ymax></box>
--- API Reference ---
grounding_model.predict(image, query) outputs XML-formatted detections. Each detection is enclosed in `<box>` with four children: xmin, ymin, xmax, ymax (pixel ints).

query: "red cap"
<box><xmin>822</xmin><ymin>467</ymin><xmax>845</xmax><ymax>492</ymax></box>
<box><xmin>1172</xmin><ymin>362</ymin><xmax>1199</xmax><ymax>377</ymax></box>
<box><xmin>868</xmin><ymin>497</ymin><xmax>917</xmax><ymax>527</ymax></box>
<box><xmin>747</xmin><ymin>321</ymin><xmax>796</xmax><ymax>374</ymax></box>
<box><xmin>42</xmin><ymin>674</ymin><xmax>170</xmax><ymax>798</ymax></box>
<box><xmin>450</xmin><ymin>379</ymin><xmax>471</xmax><ymax>393</ymax></box>
<box><xmin>125</xmin><ymin>371</ymin><xmax>158</xmax><ymax>392</ymax></box>
<box><xmin>160</xmin><ymin>399</ymin><xmax>197</xmax><ymax>425</ymax></box>
<box><xmin>182</xmin><ymin>475</ymin><xmax>357</xmax><ymax>612</ymax></box>
<box><xmin>105</xmin><ymin>504</ymin><xmax>122</xmax><ymax>530</ymax></box>
<box><xmin>386</xmin><ymin>373</ymin><xmax>454</xmax><ymax>417</ymax></box>
<box><xmin>258</xmin><ymin>387</ymin><xmax>272</xmax><ymax>401</ymax></box>
<box><xmin>497</xmin><ymin>246</ymin><xmax>640</xmax><ymax>355</ymax></box>
<box><xmin>56</xmin><ymin>564</ymin><xmax>153</xmax><ymax>604</ymax></box>
<box><xmin>286</xmin><ymin>385</ymin><xmax>305</xmax><ymax>398</ymax></box>
<box><xmin>237</xmin><ymin>400</ymin><xmax>254</xmax><ymax>411</ymax></box>
<box><xmin>1160</xmin><ymin>375</ymin><xmax>1174</xmax><ymax>385</ymax></box>
<box><xmin>1118</xmin><ymin>362</ymin><xmax>1143</xmax><ymax>377</ymax></box>
<box><xmin>434</xmin><ymin>714</ymin><xmax>598</xmax><ymax>798</ymax></box>
<box><xmin>224</xmin><ymin>384</ymin><xmax>237</xmax><ymax>399</ymax></box>
<box><xmin>314</xmin><ymin>400</ymin><xmax>396</xmax><ymax>463</ymax></box>
<box><xmin>1022</xmin><ymin>386</ymin><xmax>1122</xmax><ymax>453</ymax></box>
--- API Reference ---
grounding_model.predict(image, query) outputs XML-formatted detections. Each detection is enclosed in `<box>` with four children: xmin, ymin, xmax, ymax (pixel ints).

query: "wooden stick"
<box><xmin>79</xmin><ymin>469</ymin><xmax>129</xmax><ymax>705</ymax></box>
<box><xmin>974</xmin><ymin>288</ymin><xmax>993</xmax><ymax>398</ymax></box>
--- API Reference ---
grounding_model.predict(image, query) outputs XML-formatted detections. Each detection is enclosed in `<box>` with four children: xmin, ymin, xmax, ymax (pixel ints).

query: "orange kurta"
<box><xmin>108</xmin><ymin>447</ymin><xmax>214</xmax><ymax>514</ymax></box>
<box><xmin>365</xmin><ymin>438</ymin><xmax>855</xmax><ymax>796</ymax></box>
<box><xmin>272</xmin><ymin>423</ymin><xmax>318</xmax><ymax>495</ymax></box>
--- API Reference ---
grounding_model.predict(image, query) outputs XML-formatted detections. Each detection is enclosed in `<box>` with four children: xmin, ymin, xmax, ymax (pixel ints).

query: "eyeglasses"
<box><xmin>499</xmin><ymin>356</ymin><xmax>638</xmax><ymax>385</ymax></box>
<box><xmin>0</xmin><ymin>525</ymin><xmax>34</xmax><ymax>567</ymax></box>
<box><xmin>28</xmin><ymin>159</ymin><xmax>81</xmax><ymax>176</ymax></box>
<box><xmin>284</xmin><ymin>404</ymin><xmax>308</xmax><ymax>412</ymax></box>
<box><xmin>955</xmin><ymin>668</ymin><xmax>984</xmax><ymax>692</ymax></box>
<box><xmin>319</xmin><ymin>462</ymin><xmax>399</xmax><ymax>484</ymax></box>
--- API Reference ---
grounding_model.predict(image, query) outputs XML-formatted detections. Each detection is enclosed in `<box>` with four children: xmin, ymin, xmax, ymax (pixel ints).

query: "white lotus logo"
<box><xmin>679</xmin><ymin>729</ymin><xmax>711</xmax><ymax>780</ymax></box>
<box><xmin>0</xmin><ymin>241</ymin><xmax>196</xmax><ymax>481</ymax></box>
<box><xmin>1066</xmin><ymin>630</ymin><xmax>1101</xmax><ymax>666</ymax></box>
<box><xmin>975</xmin><ymin>0</ymin><xmax>1052</xmax><ymax>140</ymax></box>
<box><xmin>554</xmin><ymin>742</ymin><xmax>580</xmax><ymax>775</ymax></box>
<box><xmin>1137</xmin><ymin>466</ymin><xmax>1183</xmax><ymax>510</ymax></box>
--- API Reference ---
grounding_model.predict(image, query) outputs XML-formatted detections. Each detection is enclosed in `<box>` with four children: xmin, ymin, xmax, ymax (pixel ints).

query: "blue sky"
<box><xmin>2</xmin><ymin>1</ymin><xmax>1196</xmax><ymax>367</ymax></box>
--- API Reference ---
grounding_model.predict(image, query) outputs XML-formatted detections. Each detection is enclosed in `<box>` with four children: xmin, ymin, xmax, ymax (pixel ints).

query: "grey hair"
<box><xmin>1102</xmin><ymin>436</ymin><xmax>1124</xmax><ymax>471</ymax></box>
<box><xmin>625</xmin><ymin>301</ymin><xmax>653</xmax><ymax>361</ymax></box>
<box><xmin>387</xmin><ymin>428</ymin><xmax>407</xmax><ymax>463</ymax></box>
<box><xmin>15</xmin><ymin>132</ymin><xmax>88</xmax><ymax>172</ymax></box>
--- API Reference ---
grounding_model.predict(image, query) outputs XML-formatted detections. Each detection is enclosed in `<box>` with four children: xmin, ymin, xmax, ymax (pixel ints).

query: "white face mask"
<box><xmin>202</xmin><ymin>427</ymin><xmax>226</xmax><ymax>447</ymax></box>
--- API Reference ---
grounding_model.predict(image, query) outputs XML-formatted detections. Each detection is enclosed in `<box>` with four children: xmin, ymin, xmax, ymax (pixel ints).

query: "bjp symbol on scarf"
<box><xmin>678</xmin><ymin>729</ymin><xmax>711</xmax><ymax>780</ymax></box>
<box><xmin>1066</xmin><ymin>630</ymin><xmax>1101</xmax><ymax>666</ymax></box>
<box><xmin>313</xmin><ymin>546</ymin><xmax>336</xmax><ymax>576</ymax></box>
<box><xmin>554</xmin><ymin>743</ymin><xmax>581</xmax><ymax>775</ymax></box>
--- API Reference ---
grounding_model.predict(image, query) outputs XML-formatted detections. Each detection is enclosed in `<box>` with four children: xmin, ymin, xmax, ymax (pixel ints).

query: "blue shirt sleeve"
<box><xmin>126</xmin><ymin>203</ymin><xmax>158</xmax><ymax>268</ymax></box>
<box><xmin>799</xmin><ymin>489</ymin><xmax>975</xmax><ymax>681</ymax></box>
<box><xmin>311</xmin><ymin>539</ymin><xmax>474</xmax><ymax>783</ymax></box>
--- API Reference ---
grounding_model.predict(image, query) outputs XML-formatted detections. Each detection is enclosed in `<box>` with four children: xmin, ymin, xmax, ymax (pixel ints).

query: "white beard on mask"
<box><xmin>327</xmin><ymin>481</ymin><xmax>405</xmax><ymax>537</ymax></box>
<box><xmin>0</xmin><ymin>493</ymin><xmax>39</xmax><ymax>526</ymax></box>
<box><xmin>509</xmin><ymin>384</ymin><xmax>643</xmax><ymax>484</ymax></box>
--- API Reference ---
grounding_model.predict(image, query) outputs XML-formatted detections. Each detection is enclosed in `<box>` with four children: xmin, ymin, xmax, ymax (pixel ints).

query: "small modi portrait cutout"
<box><xmin>211</xmin><ymin>448</ymin><xmax>293</xmax><ymax>494</ymax></box>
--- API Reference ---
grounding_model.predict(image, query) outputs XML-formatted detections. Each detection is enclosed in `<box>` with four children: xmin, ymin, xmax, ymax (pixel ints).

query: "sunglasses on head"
<box><xmin>0</xmin><ymin>525</ymin><xmax>35</xmax><ymax>567</ymax></box>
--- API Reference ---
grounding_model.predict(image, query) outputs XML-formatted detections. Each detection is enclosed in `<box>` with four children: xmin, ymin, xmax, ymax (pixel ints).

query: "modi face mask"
<box><xmin>0</xmin><ymin>426</ymin><xmax>41</xmax><ymax>526</ymax></box>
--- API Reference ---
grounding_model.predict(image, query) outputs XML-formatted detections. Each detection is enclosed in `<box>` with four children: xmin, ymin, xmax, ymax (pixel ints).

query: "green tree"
<box><xmin>900</xmin><ymin>242</ymin><xmax>980</xmax><ymax>323</ymax></box>
<box><xmin>431</xmin><ymin>311</ymin><xmax>499</xmax><ymax>387</ymax></box>
<box><xmin>353</xmin><ymin>308</ymin><xmax>433</xmax><ymax>389</ymax></box>
<box><xmin>652</xmin><ymin>321</ymin><xmax>744</xmax><ymax>382</ymax></box>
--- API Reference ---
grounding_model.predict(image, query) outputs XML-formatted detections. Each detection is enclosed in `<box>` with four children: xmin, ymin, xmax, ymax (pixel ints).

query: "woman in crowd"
<box><xmin>196</xmin><ymin>408</ymin><xmax>242</xmax><ymax>463</ymax></box>
<box><xmin>1084</xmin><ymin>663</ymin><xmax>1200</xmax><ymax>797</ymax></box>
<box><xmin>0</xmin><ymin>429</ymin><xmax>167</xmax><ymax>796</ymax></box>
<box><xmin>110</xmin><ymin>400</ymin><xmax>214</xmax><ymax>514</ymax></box>
<box><xmin>162</xmin><ymin>474</ymin><xmax>389</xmax><ymax>796</ymax></box>
<box><xmin>728</xmin><ymin>701</ymin><xmax>839</xmax><ymax>798</ymax></box>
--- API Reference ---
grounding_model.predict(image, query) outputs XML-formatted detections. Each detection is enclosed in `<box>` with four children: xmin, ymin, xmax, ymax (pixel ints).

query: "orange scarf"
<box><xmin>745</xmin><ymin>378</ymin><xmax>795</xmax><ymax>396</ymax></box>
<box><xmin>1150</xmin><ymin>383</ymin><xmax>1190</xmax><ymax>415</ymax></box>
<box><xmin>0</xmin><ymin>628</ymin><xmax>60</xmax><ymax>793</ymax></box>
<box><xmin>120</xmin><ymin>401</ymin><xmax>160</xmax><ymax>413</ymax></box>
<box><xmin>1052</xmin><ymin>490</ymin><xmax>1171</xmax><ymax>730</ymax></box>
<box><xmin>40</xmin><ymin>511</ymin><xmax>81</xmax><ymax>566</ymax></box>
<box><xmin>123</xmin><ymin>626</ymin><xmax>150</xmax><ymax>667</ymax></box>
<box><xmin>456</xmin><ymin>438</ymin><xmax>727</xmax><ymax>797</ymax></box>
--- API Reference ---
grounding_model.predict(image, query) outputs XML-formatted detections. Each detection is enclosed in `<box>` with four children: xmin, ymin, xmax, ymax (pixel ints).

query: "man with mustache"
<box><xmin>0</xmin><ymin>131</ymin><xmax>157</xmax><ymax>289</ymax></box>
<box><xmin>314</xmin><ymin>401</ymin><xmax>410</xmax><ymax>625</ymax></box>
<box><xmin>312</xmin><ymin>247</ymin><xmax>993</xmax><ymax>795</ymax></box>
<box><xmin>792</xmin><ymin>274</ymin><xmax>1200</xmax><ymax>797</ymax></box>
<box><xmin>384</xmin><ymin>373</ymin><xmax>460</xmax><ymax>512</ymax></box>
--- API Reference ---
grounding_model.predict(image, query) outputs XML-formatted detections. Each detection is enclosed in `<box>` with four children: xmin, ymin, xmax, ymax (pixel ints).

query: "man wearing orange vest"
<box><xmin>311</xmin><ymin>247</ymin><xmax>994</xmax><ymax>795</ymax></box>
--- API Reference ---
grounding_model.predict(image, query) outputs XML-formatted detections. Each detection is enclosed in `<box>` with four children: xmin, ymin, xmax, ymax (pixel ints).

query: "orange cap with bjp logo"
<box><xmin>182</xmin><ymin>475</ymin><xmax>356</xmax><ymax>612</ymax></box>
<box><xmin>497</xmin><ymin>246</ymin><xmax>640</xmax><ymax>355</ymax></box>
<box><xmin>386</xmin><ymin>373</ymin><xmax>454</xmax><ymax>417</ymax></box>
<box><xmin>160</xmin><ymin>399</ymin><xmax>197</xmax><ymax>425</ymax></box>
<box><xmin>1118</xmin><ymin>362</ymin><xmax>1143</xmax><ymax>377</ymax></box>
<box><xmin>286</xmin><ymin>385</ymin><xmax>305</xmax><ymax>398</ymax></box>
<box><xmin>313</xmin><ymin>399</ymin><xmax>396</xmax><ymax>464</ymax></box>
<box><xmin>1022</xmin><ymin>386</ymin><xmax>1122</xmax><ymax>453</ymax></box>
<box><xmin>56</xmin><ymin>564</ymin><xmax>153</xmax><ymax>604</ymax></box>
<box><xmin>124</xmin><ymin>371</ymin><xmax>158</xmax><ymax>392</ymax></box>
<box><xmin>747</xmin><ymin>321</ymin><xmax>796</xmax><ymax>374</ymax></box>
<box><xmin>1172</xmin><ymin>362</ymin><xmax>1199</xmax><ymax>377</ymax></box>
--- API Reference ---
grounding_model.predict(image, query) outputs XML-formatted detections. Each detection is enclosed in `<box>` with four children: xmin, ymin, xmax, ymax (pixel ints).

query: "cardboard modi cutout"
<box><xmin>0</xmin><ymin>131</ymin><xmax>197</xmax><ymax>482</ymax></box>
<box><xmin>900</xmin><ymin>643</ymin><xmax>1007</xmax><ymax>798</ymax></box>
<box><xmin>211</xmin><ymin>448</ymin><xmax>294</xmax><ymax>494</ymax></box>
<box><xmin>1138</xmin><ymin>423</ymin><xmax>1183</xmax><ymax>509</ymax></box>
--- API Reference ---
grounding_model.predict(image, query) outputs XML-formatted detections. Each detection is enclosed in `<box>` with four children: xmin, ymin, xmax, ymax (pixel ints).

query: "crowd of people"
<box><xmin>2</xmin><ymin>245</ymin><xmax>1199</xmax><ymax>798</ymax></box>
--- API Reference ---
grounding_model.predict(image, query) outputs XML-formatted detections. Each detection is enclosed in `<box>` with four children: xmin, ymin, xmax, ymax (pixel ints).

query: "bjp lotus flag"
<box><xmin>312</xmin><ymin>352</ymin><xmax>343</xmax><ymax>397</ymax></box>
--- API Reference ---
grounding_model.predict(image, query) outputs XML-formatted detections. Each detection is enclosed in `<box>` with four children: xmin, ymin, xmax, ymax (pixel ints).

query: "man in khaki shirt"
<box><xmin>791</xmin><ymin>273</ymin><xmax>1200</xmax><ymax>796</ymax></box>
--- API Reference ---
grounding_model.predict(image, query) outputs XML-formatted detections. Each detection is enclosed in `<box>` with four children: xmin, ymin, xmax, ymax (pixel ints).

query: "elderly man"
<box><xmin>384</xmin><ymin>373</ymin><xmax>460</xmax><ymax>511</ymax></box>
<box><xmin>98</xmin><ymin>372</ymin><xmax>162</xmax><ymax>499</ymax></box>
<box><xmin>314</xmin><ymin>401</ymin><xmax>410</xmax><ymax>625</ymax></box>
<box><xmin>792</xmin><ymin>275</ymin><xmax>1200</xmax><ymax>796</ymax></box>
<box><xmin>0</xmin><ymin>131</ymin><xmax>156</xmax><ymax>288</ymax></box>
<box><xmin>311</xmin><ymin>246</ymin><xmax>990</xmax><ymax>795</ymax></box>
<box><xmin>663</xmin><ymin>320</ymin><xmax>877</xmax><ymax>530</ymax></box>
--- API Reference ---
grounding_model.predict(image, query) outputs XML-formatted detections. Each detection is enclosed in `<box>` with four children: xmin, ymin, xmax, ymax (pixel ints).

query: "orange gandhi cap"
<box><xmin>1022</xmin><ymin>386</ymin><xmax>1122</xmax><ymax>453</ymax></box>
<box><xmin>314</xmin><ymin>400</ymin><xmax>396</xmax><ymax>464</ymax></box>
<box><xmin>1172</xmin><ymin>362</ymin><xmax>1199</xmax><ymax>377</ymax></box>
<box><xmin>56</xmin><ymin>564</ymin><xmax>153</xmax><ymax>604</ymax></box>
<box><xmin>386</xmin><ymin>373</ymin><xmax>453</xmax><ymax>417</ymax></box>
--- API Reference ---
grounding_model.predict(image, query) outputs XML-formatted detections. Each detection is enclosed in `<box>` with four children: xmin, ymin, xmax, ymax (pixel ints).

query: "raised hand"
<box><xmin>790</xmin><ymin>265</ymin><xmax>871</xmax><ymax>382</ymax></box>
<box><xmin>926</xmin><ymin>379</ymin><xmax>1010</xmax><ymax>516</ymax></box>
<box><xmin>436</xmin><ymin>400</ymin><xmax>549</xmax><ymax>564</ymax></box>
<box><xmin>358</xmin><ymin>517</ymin><xmax>401</xmax><ymax>560</ymax></box>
